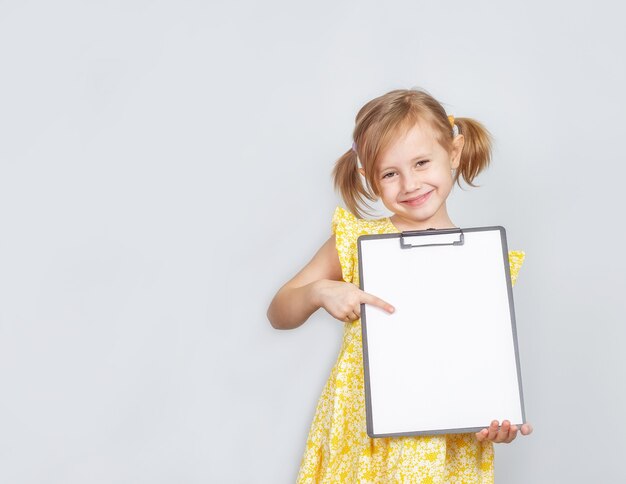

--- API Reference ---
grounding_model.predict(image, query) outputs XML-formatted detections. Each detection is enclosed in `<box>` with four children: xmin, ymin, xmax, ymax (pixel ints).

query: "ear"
<box><xmin>450</xmin><ymin>134</ymin><xmax>464</xmax><ymax>170</ymax></box>
<box><xmin>358</xmin><ymin>167</ymin><xmax>366</xmax><ymax>177</ymax></box>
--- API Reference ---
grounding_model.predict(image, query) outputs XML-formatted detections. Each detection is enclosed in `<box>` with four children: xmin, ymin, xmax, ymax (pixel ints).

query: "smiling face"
<box><xmin>373</xmin><ymin>120</ymin><xmax>464</xmax><ymax>232</ymax></box>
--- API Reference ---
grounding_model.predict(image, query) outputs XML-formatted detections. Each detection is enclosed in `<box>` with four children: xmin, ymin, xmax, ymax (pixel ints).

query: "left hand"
<box><xmin>475</xmin><ymin>420</ymin><xmax>533</xmax><ymax>443</ymax></box>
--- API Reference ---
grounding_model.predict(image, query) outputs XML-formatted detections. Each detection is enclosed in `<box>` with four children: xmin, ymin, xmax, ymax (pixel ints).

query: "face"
<box><xmin>372</xmin><ymin>120</ymin><xmax>464</xmax><ymax>231</ymax></box>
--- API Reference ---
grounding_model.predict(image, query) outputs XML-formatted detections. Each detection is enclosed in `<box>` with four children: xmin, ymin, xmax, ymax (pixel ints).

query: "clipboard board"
<box><xmin>358</xmin><ymin>226</ymin><xmax>525</xmax><ymax>438</ymax></box>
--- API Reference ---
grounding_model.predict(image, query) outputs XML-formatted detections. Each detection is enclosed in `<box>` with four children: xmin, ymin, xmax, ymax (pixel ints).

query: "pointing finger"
<box><xmin>360</xmin><ymin>292</ymin><xmax>395</xmax><ymax>314</ymax></box>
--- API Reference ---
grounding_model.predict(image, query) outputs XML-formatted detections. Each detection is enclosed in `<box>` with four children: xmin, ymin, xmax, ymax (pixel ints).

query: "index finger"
<box><xmin>360</xmin><ymin>291</ymin><xmax>395</xmax><ymax>314</ymax></box>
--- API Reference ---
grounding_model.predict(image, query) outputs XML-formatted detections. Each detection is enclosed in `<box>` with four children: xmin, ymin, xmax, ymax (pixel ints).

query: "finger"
<box><xmin>361</xmin><ymin>292</ymin><xmax>395</xmax><ymax>313</ymax></box>
<box><xmin>495</xmin><ymin>420</ymin><xmax>510</xmax><ymax>443</ymax></box>
<box><xmin>505</xmin><ymin>425</ymin><xmax>518</xmax><ymax>443</ymax></box>
<box><xmin>475</xmin><ymin>428</ymin><xmax>489</xmax><ymax>442</ymax></box>
<box><xmin>343</xmin><ymin>311</ymin><xmax>359</xmax><ymax>322</ymax></box>
<box><xmin>487</xmin><ymin>420</ymin><xmax>499</xmax><ymax>441</ymax></box>
<box><xmin>520</xmin><ymin>423</ymin><xmax>533</xmax><ymax>436</ymax></box>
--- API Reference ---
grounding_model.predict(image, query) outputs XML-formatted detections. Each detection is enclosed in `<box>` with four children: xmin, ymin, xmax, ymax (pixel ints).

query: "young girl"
<box><xmin>267</xmin><ymin>89</ymin><xmax>533</xmax><ymax>483</ymax></box>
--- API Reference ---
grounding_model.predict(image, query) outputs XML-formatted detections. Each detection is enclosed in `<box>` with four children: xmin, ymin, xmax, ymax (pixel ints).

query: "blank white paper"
<box><xmin>359</xmin><ymin>228</ymin><xmax>524</xmax><ymax>437</ymax></box>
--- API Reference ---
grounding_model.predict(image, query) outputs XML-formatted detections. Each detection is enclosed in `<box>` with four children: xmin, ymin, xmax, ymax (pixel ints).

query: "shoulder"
<box><xmin>508</xmin><ymin>250</ymin><xmax>526</xmax><ymax>286</ymax></box>
<box><xmin>331</xmin><ymin>206</ymin><xmax>389</xmax><ymax>283</ymax></box>
<box><xmin>508</xmin><ymin>250</ymin><xmax>525</xmax><ymax>268</ymax></box>
<box><xmin>331</xmin><ymin>206</ymin><xmax>390</xmax><ymax>236</ymax></box>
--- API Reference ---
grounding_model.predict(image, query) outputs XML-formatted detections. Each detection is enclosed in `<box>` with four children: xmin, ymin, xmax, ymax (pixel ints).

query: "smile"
<box><xmin>401</xmin><ymin>190</ymin><xmax>433</xmax><ymax>207</ymax></box>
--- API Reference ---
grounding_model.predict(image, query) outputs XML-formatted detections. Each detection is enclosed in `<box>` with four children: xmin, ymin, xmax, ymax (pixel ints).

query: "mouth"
<box><xmin>400</xmin><ymin>190</ymin><xmax>433</xmax><ymax>207</ymax></box>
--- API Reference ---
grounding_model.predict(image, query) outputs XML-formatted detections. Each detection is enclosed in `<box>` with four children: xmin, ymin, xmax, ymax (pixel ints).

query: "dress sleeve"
<box><xmin>508</xmin><ymin>250</ymin><xmax>526</xmax><ymax>287</ymax></box>
<box><xmin>331</xmin><ymin>206</ymin><xmax>358</xmax><ymax>283</ymax></box>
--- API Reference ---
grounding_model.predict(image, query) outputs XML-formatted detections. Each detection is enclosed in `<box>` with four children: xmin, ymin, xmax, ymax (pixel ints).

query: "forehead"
<box><xmin>377</xmin><ymin>120</ymin><xmax>441</xmax><ymax>168</ymax></box>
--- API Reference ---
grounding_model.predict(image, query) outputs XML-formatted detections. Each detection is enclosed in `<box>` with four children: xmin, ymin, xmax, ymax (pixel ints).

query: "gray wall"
<box><xmin>1</xmin><ymin>1</ymin><xmax>624</xmax><ymax>482</ymax></box>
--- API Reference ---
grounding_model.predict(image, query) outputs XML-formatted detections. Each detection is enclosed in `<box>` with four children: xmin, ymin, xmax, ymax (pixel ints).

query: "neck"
<box><xmin>390</xmin><ymin>211</ymin><xmax>457</xmax><ymax>232</ymax></box>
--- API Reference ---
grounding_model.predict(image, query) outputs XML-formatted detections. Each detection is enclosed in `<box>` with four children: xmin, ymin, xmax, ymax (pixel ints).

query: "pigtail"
<box><xmin>453</xmin><ymin>118</ymin><xmax>493</xmax><ymax>187</ymax></box>
<box><xmin>332</xmin><ymin>149</ymin><xmax>376</xmax><ymax>219</ymax></box>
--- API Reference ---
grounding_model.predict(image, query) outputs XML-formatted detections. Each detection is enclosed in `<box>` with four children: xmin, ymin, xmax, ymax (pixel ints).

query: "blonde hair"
<box><xmin>332</xmin><ymin>88</ymin><xmax>493</xmax><ymax>218</ymax></box>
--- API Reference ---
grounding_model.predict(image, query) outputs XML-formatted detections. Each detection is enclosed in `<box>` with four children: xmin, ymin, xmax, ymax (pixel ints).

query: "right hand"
<box><xmin>313</xmin><ymin>279</ymin><xmax>395</xmax><ymax>323</ymax></box>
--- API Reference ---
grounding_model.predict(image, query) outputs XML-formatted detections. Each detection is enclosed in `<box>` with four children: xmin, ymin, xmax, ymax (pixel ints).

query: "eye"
<box><xmin>415</xmin><ymin>160</ymin><xmax>430</xmax><ymax>167</ymax></box>
<box><xmin>381</xmin><ymin>171</ymin><xmax>396</xmax><ymax>179</ymax></box>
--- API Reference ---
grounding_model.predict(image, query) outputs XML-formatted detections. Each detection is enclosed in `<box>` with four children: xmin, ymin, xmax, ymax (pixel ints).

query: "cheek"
<box><xmin>378</xmin><ymin>184</ymin><xmax>395</xmax><ymax>200</ymax></box>
<box><xmin>438</xmin><ymin>176</ymin><xmax>455</xmax><ymax>196</ymax></box>
<box><xmin>433</xmin><ymin>168</ymin><xmax>454</xmax><ymax>186</ymax></box>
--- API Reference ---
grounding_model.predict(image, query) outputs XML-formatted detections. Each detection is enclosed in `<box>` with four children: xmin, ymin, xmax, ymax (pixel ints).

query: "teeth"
<box><xmin>408</xmin><ymin>192</ymin><xmax>428</xmax><ymax>202</ymax></box>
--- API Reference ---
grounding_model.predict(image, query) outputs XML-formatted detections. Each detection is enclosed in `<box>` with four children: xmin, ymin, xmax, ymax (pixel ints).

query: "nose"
<box><xmin>402</xmin><ymin>172</ymin><xmax>422</xmax><ymax>193</ymax></box>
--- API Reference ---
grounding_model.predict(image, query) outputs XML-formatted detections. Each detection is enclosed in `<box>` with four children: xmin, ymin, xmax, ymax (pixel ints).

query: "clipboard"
<box><xmin>357</xmin><ymin>226</ymin><xmax>525</xmax><ymax>438</ymax></box>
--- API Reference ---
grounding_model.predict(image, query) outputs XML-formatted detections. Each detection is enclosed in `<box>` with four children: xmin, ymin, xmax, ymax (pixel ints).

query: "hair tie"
<box><xmin>448</xmin><ymin>114</ymin><xmax>459</xmax><ymax>136</ymax></box>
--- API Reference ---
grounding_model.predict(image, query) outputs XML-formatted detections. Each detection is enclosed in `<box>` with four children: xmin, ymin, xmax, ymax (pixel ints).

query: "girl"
<box><xmin>267</xmin><ymin>89</ymin><xmax>533</xmax><ymax>483</ymax></box>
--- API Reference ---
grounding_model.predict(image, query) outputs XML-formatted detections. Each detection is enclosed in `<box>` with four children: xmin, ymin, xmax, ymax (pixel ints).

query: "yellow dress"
<box><xmin>297</xmin><ymin>207</ymin><xmax>526</xmax><ymax>484</ymax></box>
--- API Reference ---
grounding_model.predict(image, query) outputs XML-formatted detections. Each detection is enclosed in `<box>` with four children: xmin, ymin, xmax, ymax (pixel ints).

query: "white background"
<box><xmin>1</xmin><ymin>1</ymin><xmax>624</xmax><ymax>482</ymax></box>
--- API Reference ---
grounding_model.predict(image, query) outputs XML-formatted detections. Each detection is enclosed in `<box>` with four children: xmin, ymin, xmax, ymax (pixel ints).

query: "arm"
<box><xmin>267</xmin><ymin>235</ymin><xmax>394</xmax><ymax>330</ymax></box>
<box><xmin>267</xmin><ymin>235</ymin><xmax>342</xmax><ymax>330</ymax></box>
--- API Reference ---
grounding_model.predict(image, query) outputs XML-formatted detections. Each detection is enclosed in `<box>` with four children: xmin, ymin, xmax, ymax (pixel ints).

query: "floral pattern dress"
<box><xmin>296</xmin><ymin>207</ymin><xmax>526</xmax><ymax>484</ymax></box>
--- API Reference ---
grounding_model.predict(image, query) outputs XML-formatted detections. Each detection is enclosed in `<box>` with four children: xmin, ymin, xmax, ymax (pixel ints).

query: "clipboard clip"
<box><xmin>400</xmin><ymin>227</ymin><xmax>464</xmax><ymax>249</ymax></box>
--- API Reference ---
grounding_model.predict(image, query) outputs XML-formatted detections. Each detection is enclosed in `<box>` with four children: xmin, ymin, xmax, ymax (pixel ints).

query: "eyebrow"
<box><xmin>378</xmin><ymin>154</ymin><xmax>431</xmax><ymax>171</ymax></box>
